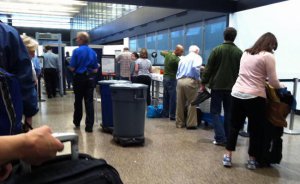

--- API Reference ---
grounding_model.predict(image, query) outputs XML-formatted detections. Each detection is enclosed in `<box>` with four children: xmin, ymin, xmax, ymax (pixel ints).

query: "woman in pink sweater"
<box><xmin>222</xmin><ymin>32</ymin><xmax>282</xmax><ymax>170</ymax></box>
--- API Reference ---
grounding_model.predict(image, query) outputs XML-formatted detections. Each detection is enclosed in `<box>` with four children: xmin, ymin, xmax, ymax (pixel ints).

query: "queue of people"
<box><xmin>0</xmin><ymin>17</ymin><xmax>288</xmax><ymax>183</ymax></box>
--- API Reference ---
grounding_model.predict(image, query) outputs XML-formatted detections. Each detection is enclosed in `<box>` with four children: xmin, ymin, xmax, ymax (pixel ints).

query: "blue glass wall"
<box><xmin>129</xmin><ymin>16</ymin><xmax>227</xmax><ymax>65</ymax></box>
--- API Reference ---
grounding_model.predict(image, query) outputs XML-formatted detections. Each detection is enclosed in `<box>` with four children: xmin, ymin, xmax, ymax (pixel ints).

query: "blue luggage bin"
<box><xmin>98</xmin><ymin>80</ymin><xmax>131</xmax><ymax>133</ymax></box>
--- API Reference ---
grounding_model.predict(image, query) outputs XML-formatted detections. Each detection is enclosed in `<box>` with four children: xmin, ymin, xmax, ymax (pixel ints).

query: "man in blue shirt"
<box><xmin>176</xmin><ymin>45</ymin><xmax>202</xmax><ymax>129</ymax></box>
<box><xmin>43</xmin><ymin>45</ymin><xmax>59</xmax><ymax>98</ymax></box>
<box><xmin>69</xmin><ymin>32</ymin><xmax>98</xmax><ymax>132</ymax></box>
<box><xmin>0</xmin><ymin>20</ymin><xmax>39</xmax><ymax>128</ymax></box>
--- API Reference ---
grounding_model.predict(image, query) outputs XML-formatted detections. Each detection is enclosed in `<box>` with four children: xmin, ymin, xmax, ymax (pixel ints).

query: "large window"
<box><xmin>146</xmin><ymin>32</ymin><xmax>156</xmax><ymax>63</ymax></box>
<box><xmin>170</xmin><ymin>26</ymin><xmax>184</xmax><ymax>51</ymax></box>
<box><xmin>185</xmin><ymin>22</ymin><xmax>203</xmax><ymax>56</ymax></box>
<box><xmin>128</xmin><ymin>16</ymin><xmax>227</xmax><ymax>66</ymax></box>
<box><xmin>136</xmin><ymin>35</ymin><xmax>145</xmax><ymax>51</ymax></box>
<box><xmin>0</xmin><ymin>15</ymin><xmax>7</xmax><ymax>23</ymax></box>
<box><xmin>129</xmin><ymin>37</ymin><xmax>137</xmax><ymax>52</ymax></box>
<box><xmin>203</xmin><ymin>16</ymin><xmax>227</xmax><ymax>63</ymax></box>
<box><xmin>156</xmin><ymin>29</ymin><xmax>169</xmax><ymax>65</ymax></box>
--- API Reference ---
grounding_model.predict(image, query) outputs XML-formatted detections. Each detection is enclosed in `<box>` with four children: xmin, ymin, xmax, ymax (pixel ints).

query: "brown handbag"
<box><xmin>265</xmin><ymin>83</ymin><xmax>291</xmax><ymax>127</ymax></box>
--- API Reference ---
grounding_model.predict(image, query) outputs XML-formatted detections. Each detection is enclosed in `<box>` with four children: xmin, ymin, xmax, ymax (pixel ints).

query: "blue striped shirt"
<box><xmin>176</xmin><ymin>52</ymin><xmax>202</xmax><ymax>80</ymax></box>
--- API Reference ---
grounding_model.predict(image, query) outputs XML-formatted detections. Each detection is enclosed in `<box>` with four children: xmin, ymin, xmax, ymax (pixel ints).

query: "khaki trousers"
<box><xmin>176</xmin><ymin>78</ymin><xmax>199</xmax><ymax>128</ymax></box>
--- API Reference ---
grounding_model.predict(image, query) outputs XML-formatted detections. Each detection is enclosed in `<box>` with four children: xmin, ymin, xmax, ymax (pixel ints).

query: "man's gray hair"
<box><xmin>189</xmin><ymin>45</ymin><xmax>200</xmax><ymax>54</ymax></box>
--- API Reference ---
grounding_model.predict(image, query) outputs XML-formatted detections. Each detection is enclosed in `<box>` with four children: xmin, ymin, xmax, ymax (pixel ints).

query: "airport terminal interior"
<box><xmin>1</xmin><ymin>0</ymin><xmax>300</xmax><ymax>183</ymax></box>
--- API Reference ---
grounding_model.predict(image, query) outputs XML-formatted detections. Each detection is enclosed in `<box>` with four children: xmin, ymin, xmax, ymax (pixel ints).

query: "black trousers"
<box><xmin>135</xmin><ymin>75</ymin><xmax>151</xmax><ymax>105</ymax></box>
<box><xmin>73</xmin><ymin>74</ymin><xmax>95</xmax><ymax>128</ymax></box>
<box><xmin>226</xmin><ymin>97</ymin><xmax>267</xmax><ymax>160</ymax></box>
<box><xmin>44</xmin><ymin>68</ymin><xmax>58</xmax><ymax>97</ymax></box>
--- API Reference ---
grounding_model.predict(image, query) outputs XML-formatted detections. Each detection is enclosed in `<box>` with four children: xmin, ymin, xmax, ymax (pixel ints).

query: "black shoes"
<box><xmin>186</xmin><ymin>126</ymin><xmax>197</xmax><ymax>130</ymax></box>
<box><xmin>73</xmin><ymin>122</ymin><xmax>80</xmax><ymax>128</ymax></box>
<box><xmin>85</xmin><ymin>126</ymin><xmax>93</xmax><ymax>133</ymax></box>
<box><xmin>74</xmin><ymin>121</ymin><xmax>93</xmax><ymax>132</ymax></box>
<box><xmin>170</xmin><ymin>117</ymin><xmax>176</xmax><ymax>121</ymax></box>
<box><xmin>191</xmin><ymin>90</ymin><xmax>211</xmax><ymax>106</ymax></box>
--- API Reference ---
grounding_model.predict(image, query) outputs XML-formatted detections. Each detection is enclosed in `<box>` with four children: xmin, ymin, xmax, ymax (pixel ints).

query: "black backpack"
<box><xmin>6</xmin><ymin>154</ymin><xmax>123</xmax><ymax>184</ymax></box>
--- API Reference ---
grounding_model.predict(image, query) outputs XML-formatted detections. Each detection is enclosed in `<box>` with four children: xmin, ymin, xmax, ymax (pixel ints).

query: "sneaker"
<box><xmin>223</xmin><ymin>154</ymin><xmax>232</xmax><ymax>168</ymax></box>
<box><xmin>213</xmin><ymin>140</ymin><xmax>226</xmax><ymax>146</ymax></box>
<box><xmin>247</xmin><ymin>159</ymin><xmax>257</xmax><ymax>170</ymax></box>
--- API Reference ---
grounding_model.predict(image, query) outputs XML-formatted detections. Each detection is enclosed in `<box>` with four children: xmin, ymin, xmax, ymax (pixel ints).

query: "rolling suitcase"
<box><xmin>5</xmin><ymin>133</ymin><xmax>123</xmax><ymax>184</ymax></box>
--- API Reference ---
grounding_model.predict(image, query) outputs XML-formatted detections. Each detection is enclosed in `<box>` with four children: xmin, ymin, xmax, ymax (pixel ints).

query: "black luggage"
<box><xmin>4</xmin><ymin>133</ymin><xmax>123</xmax><ymax>184</ymax></box>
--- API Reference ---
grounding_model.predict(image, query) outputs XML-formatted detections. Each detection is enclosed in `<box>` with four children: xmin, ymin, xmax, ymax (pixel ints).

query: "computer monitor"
<box><xmin>101</xmin><ymin>55</ymin><xmax>116</xmax><ymax>75</ymax></box>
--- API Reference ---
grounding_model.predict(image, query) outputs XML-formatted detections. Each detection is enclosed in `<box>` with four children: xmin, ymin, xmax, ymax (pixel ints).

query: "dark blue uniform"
<box><xmin>70</xmin><ymin>45</ymin><xmax>98</xmax><ymax>132</ymax></box>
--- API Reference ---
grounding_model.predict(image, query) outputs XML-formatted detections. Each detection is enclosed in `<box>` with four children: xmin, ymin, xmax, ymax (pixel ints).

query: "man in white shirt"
<box><xmin>176</xmin><ymin>45</ymin><xmax>202</xmax><ymax>129</ymax></box>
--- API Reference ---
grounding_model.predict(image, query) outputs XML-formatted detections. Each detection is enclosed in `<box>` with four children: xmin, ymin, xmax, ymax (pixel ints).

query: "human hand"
<box><xmin>20</xmin><ymin>126</ymin><xmax>64</xmax><ymax>165</ymax></box>
<box><xmin>199</xmin><ymin>84</ymin><xmax>206</xmax><ymax>92</ymax></box>
<box><xmin>0</xmin><ymin>163</ymin><xmax>12</xmax><ymax>182</ymax></box>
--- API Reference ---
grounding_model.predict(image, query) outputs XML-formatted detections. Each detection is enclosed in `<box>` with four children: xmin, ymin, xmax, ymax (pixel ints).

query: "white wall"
<box><xmin>65</xmin><ymin>46</ymin><xmax>78</xmax><ymax>56</ymax></box>
<box><xmin>229</xmin><ymin>0</ymin><xmax>300</xmax><ymax>109</ymax></box>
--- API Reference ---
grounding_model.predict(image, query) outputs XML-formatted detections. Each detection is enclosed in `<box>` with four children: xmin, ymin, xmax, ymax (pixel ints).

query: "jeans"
<box><xmin>162</xmin><ymin>77</ymin><xmax>177</xmax><ymax>119</ymax></box>
<box><xmin>210</xmin><ymin>90</ymin><xmax>232</xmax><ymax>143</ymax></box>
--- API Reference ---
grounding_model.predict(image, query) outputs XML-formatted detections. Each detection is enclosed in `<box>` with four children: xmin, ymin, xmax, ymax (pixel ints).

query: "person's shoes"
<box><xmin>239</xmin><ymin>131</ymin><xmax>250</xmax><ymax>137</ymax></box>
<box><xmin>213</xmin><ymin>140</ymin><xmax>226</xmax><ymax>146</ymax></box>
<box><xmin>162</xmin><ymin>115</ymin><xmax>169</xmax><ymax>118</ymax></box>
<box><xmin>48</xmin><ymin>95</ymin><xmax>52</xmax><ymax>99</ymax></box>
<box><xmin>85</xmin><ymin>126</ymin><xmax>93</xmax><ymax>133</ymax></box>
<box><xmin>186</xmin><ymin>126</ymin><xmax>197</xmax><ymax>130</ymax></box>
<box><xmin>170</xmin><ymin>117</ymin><xmax>176</xmax><ymax>121</ymax></box>
<box><xmin>73</xmin><ymin>122</ymin><xmax>80</xmax><ymax>128</ymax></box>
<box><xmin>247</xmin><ymin>159</ymin><xmax>257</xmax><ymax>170</ymax></box>
<box><xmin>223</xmin><ymin>154</ymin><xmax>232</xmax><ymax>168</ymax></box>
<box><xmin>176</xmin><ymin>124</ymin><xmax>185</xmax><ymax>128</ymax></box>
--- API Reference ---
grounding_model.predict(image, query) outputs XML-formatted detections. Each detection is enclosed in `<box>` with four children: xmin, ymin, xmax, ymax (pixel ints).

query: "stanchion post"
<box><xmin>284</xmin><ymin>78</ymin><xmax>300</xmax><ymax>135</ymax></box>
<box><xmin>38</xmin><ymin>75</ymin><xmax>46</xmax><ymax>102</ymax></box>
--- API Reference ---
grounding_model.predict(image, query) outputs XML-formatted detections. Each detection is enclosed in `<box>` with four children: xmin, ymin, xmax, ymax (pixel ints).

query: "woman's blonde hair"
<box><xmin>139</xmin><ymin>48</ymin><xmax>148</xmax><ymax>59</ymax></box>
<box><xmin>20</xmin><ymin>34</ymin><xmax>38</xmax><ymax>54</ymax></box>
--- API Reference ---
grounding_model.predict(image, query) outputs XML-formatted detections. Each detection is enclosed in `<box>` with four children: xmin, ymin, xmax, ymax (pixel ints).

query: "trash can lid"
<box><xmin>98</xmin><ymin>80</ymin><xmax>131</xmax><ymax>85</ymax></box>
<box><xmin>110</xmin><ymin>83</ymin><xmax>148</xmax><ymax>89</ymax></box>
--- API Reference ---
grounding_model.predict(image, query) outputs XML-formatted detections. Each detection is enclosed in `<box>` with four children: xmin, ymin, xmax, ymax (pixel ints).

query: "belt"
<box><xmin>180</xmin><ymin>76</ymin><xmax>196</xmax><ymax>80</ymax></box>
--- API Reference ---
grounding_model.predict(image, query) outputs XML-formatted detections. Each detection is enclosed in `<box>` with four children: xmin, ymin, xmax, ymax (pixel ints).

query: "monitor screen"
<box><xmin>101</xmin><ymin>55</ymin><xmax>115</xmax><ymax>75</ymax></box>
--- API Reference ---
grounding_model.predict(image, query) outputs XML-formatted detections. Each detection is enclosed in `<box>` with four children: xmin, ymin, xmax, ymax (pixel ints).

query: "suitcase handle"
<box><xmin>52</xmin><ymin>132</ymin><xmax>79</xmax><ymax>160</ymax></box>
<box><xmin>22</xmin><ymin>132</ymin><xmax>79</xmax><ymax>173</ymax></box>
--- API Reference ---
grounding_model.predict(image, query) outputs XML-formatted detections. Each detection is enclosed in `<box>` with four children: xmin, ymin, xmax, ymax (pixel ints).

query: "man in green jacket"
<box><xmin>201</xmin><ymin>27</ymin><xmax>242</xmax><ymax>145</ymax></box>
<box><xmin>161</xmin><ymin>45</ymin><xmax>184</xmax><ymax>120</ymax></box>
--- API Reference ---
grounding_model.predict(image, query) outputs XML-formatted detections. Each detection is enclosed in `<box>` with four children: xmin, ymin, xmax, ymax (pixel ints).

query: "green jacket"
<box><xmin>201</xmin><ymin>42</ymin><xmax>242</xmax><ymax>90</ymax></box>
<box><xmin>161</xmin><ymin>51</ymin><xmax>180</xmax><ymax>79</ymax></box>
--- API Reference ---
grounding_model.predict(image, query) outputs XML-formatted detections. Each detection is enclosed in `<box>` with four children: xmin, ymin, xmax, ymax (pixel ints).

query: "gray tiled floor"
<box><xmin>33</xmin><ymin>93</ymin><xmax>300</xmax><ymax>184</ymax></box>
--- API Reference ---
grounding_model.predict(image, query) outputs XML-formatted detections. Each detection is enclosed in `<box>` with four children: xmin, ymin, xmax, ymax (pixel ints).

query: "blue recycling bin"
<box><xmin>98</xmin><ymin>80</ymin><xmax>131</xmax><ymax>133</ymax></box>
